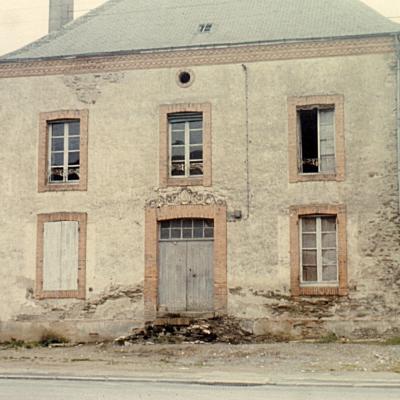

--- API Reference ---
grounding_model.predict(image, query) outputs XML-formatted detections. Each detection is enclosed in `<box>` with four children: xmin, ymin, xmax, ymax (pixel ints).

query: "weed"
<box><xmin>39</xmin><ymin>331</ymin><xmax>68</xmax><ymax>347</ymax></box>
<box><xmin>318</xmin><ymin>332</ymin><xmax>338</xmax><ymax>343</ymax></box>
<box><xmin>384</xmin><ymin>337</ymin><xmax>400</xmax><ymax>346</ymax></box>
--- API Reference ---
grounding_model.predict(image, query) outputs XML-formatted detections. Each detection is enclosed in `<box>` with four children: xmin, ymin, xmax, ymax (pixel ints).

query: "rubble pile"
<box><xmin>114</xmin><ymin>317</ymin><xmax>253</xmax><ymax>345</ymax></box>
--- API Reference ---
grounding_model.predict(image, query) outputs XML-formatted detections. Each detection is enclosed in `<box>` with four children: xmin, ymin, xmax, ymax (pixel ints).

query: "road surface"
<box><xmin>1</xmin><ymin>379</ymin><xmax>400</xmax><ymax>400</ymax></box>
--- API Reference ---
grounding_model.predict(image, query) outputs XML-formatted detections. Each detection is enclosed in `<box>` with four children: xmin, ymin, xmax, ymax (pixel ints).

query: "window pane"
<box><xmin>68</xmin><ymin>152</ymin><xmax>80</xmax><ymax>166</ymax></box>
<box><xmin>171</xmin><ymin>229</ymin><xmax>181</xmax><ymax>239</ymax></box>
<box><xmin>51</xmin><ymin>152</ymin><xmax>64</xmax><ymax>166</ymax></box>
<box><xmin>322</xmin><ymin>249</ymin><xmax>337</xmax><ymax>265</ymax></box>
<box><xmin>204</xmin><ymin>228</ymin><xmax>214</xmax><ymax>238</ymax></box>
<box><xmin>302</xmin><ymin>250</ymin><xmax>317</xmax><ymax>266</ymax></box>
<box><xmin>171</xmin><ymin>162</ymin><xmax>185</xmax><ymax>176</ymax></box>
<box><xmin>322</xmin><ymin>265</ymin><xmax>337</xmax><ymax>281</ymax></box>
<box><xmin>193</xmin><ymin>228</ymin><xmax>203</xmax><ymax>238</ymax></box>
<box><xmin>69</xmin><ymin>137</ymin><xmax>80</xmax><ymax>151</ymax></box>
<box><xmin>319</xmin><ymin>109</ymin><xmax>334</xmax><ymax>126</ymax></box>
<box><xmin>182</xmin><ymin>220</ymin><xmax>193</xmax><ymax>228</ymax></box>
<box><xmin>302</xmin><ymin>218</ymin><xmax>316</xmax><ymax>232</ymax></box>
<box><xmin>50</xmin><ymin>168</ymin><xmax>64</xmax><ymax>181</ymax></box>
<box><xmin>320</xmin><ymin>154</ymin><xmax>335</xmax><ymax>173</ymax></box>
<box><xmin>193</xmin><ymin>220</ymin><xmax>203</xmax><ymax>228</ymax></box>
<box><xmin>303</xmin><ymin>266</ymin><xmax>317</xmax><ymax>282</ymax></box>
<box><xmin>51</xmin><ymin>138</ymin><xmax>64</xmax><ymax>151</ymax></box>
<box><xmin>321</xmin><ymin>217</ymin><xmax>336</xmax><ymax>232</ymax></box>
<box><xmin>171</xmin><ymin>220</ymin><xmax>181</xmax><ymax>228</ymax></box>
<box><xmin>182</xmin><ymin>228</ymin><xmax>192</xmax><ymax>239</ymax></box>
<box><xmin>299</xmin><ymin>109</ymin><xmax>318</xmax><ymax>173</ymax></box>
<box><xmin>190</xmin><ymin>146</ymin><xmax>203</xmax><ymax>160</ymax></box>
<box><xmin>302</xmin><ymin>233</ymin><xmax>316</xmax><ymax>248</ymax></box>
<box><xmin>171</xmin><ymin>122</ymin><xmax>185</xmax><ymax>131</ymax></box>
<box><xmin>160</xmin><ymin>221</ymin><xmax>170</xmax><ymax>229</ymax></box>
<box><xmin>190</xmin><ymin>131</ymin><xmax>202</xmax><ymax>145</ymax></box>
<box><xmin>67</xmin><ymin>167</ymin><xmax>80</xmax><ymax>181</ymax></box>
<box><xmin>171</xmin><ymin>146</ymin><xmax>185</xmax><ymax>161</ymax></box>
<box><xmin>204</xmin><ymin>220</ymin><xmax>214</xmax><ymax>228</ymax></box>
<box><xmin>68</xmin><ymin>121</ymin><xmax>80</xmax><ymax>136</ymax></box>
<box><xmin>189</xmin><ymin>120</ymin><xmax>202</xmax><ymax>130</ymax></box>
<box><xmin>322</xmin><ymin>232</ymin><xmax>336</xmax><ymax>248</ymax></box>
<box><xmin>51</xmin><ymin>123</ymin><xmax>64</xmax><ymax>137</ymax></box>
<box><xmin>171</xmin><ymin>131</ymin><xmax>185</xmax><ymax>145</ymax></box>
<box><xmin>160</xmin><ymin>229</ymin><xmax>170</xmax><ymax>240</ymax></box>
<box><xmin>190</xmin><ymin>162</ymin><xmax>203</xmax><ymax>176</ymax></box>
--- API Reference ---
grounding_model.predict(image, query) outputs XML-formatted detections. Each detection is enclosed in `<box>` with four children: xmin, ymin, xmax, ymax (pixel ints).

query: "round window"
<box><xmin>176</xmin><ymin>70</ymin><xmax>194</xmax><ymax>87</ymax></box>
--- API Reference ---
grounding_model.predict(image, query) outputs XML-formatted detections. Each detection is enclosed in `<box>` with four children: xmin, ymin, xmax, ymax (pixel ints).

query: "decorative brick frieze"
<box><xmin>0</xmin><ymin>36</ymin><xmax>394</xmax><ymax>79</ymax></box>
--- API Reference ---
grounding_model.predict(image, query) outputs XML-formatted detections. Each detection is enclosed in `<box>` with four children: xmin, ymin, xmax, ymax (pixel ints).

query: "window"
<box><xmin>300</xmin><ymin>216</ymin><xmax>337</xmax><ymax>284</ymax></box>
<box><xmin>288</xmin><ymin>95</ymin><xmax>344</xmax><ymax>182</ymax></box>
<box><xmin>36</xmin><ymin>213</ymin><xmax>87</xmax><ymax>299</ymax></box>
<box><xmin>38</xmin><ymin>110</ymin><xmax>88</xmax><ymax>192</ymax></box>
<box><xmin>160</xmin><ymin>219</ymin><xmax>214</xmax><ymax>240</ymax></box>
<box><xmin>169</xmin><ymin>113</ymin><xmax>203</xmax><ymax>178</ymax></box>
<box><xmin>290</xmin><ymin>204</ymin><xmax>348</xmax><ymax>296</ymax></box>
<box><xmin>48</xmin><ymin>120</ymin><xmax>80</xmax><ymax>183</ymax></box>
<box><xmin>159</xmin><ymin>103</ymin><xmax>211</xmax><ymax>187</ymax></box>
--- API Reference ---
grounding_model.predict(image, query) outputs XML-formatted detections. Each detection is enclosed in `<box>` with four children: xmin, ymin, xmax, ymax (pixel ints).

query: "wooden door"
<box><xmin>158</xmin><ymin>219</ymin><xmax>214</xmax><ymax>313</ymax></box>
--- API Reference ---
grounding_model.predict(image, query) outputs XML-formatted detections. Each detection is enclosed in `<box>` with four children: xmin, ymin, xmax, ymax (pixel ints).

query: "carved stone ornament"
<box><xmin>146</xmin><ymin>188</ymin><xmax>226</xmax><ymax>208</ymax></box>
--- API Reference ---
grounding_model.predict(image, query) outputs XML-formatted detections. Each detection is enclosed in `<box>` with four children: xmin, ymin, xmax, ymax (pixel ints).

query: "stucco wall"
<box><xmin>0</xmin><ymin>50</ymin><xmax>399</xmax><ymax>340</ymax></box>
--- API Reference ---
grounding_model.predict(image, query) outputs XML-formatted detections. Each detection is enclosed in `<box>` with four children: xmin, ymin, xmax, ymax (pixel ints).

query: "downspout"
<box><xmin>396</xmin><ymin>34</ymin><xmax>400</xmax><ymax>213</ymax></box>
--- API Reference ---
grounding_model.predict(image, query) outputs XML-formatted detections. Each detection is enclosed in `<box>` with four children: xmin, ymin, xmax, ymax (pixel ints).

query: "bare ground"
<box><xmin>0</xmin><ymin>342</ymin><xmax>399</xmax><ymax>378</ymax></box>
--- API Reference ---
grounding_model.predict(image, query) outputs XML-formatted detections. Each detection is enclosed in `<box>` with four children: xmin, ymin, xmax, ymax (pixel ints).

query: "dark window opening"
<box><xmin>178</xmin><ymin>71</ymin><xmax>191</xmax><ymax>85</ymax></box>
<box><xmin>299</xmin><ymin>108</ymin><xmax>319</xmax><ymax>173</ymax></box>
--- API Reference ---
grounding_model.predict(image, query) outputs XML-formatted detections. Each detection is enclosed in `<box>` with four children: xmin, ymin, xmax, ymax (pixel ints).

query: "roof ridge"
<box><xmin>1</xmin><ymin>0</ymin><xmax>123</xmax><ymax>59</ymax></box>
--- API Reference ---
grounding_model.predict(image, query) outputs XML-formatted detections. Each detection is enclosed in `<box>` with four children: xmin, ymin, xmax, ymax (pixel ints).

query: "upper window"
<box><xmin>38</xmin><ymin>110</ymin><xmax>88</xmax><ymax>192</ymax></box>
<box><xmin>169</xmin><ymin>113</ymin><xmax>203</xmax><ymax>178</ymax></box>
<box><xmin>290</xmin><ymin>204</ymin><xmax>348</xmax><ymax>296</ymax></box>
<box><xmin>159</xmin><ymin>103</ymin><xmax>212</xmax><ymax>187</ymax></box>
<box><xmin>48</xmin><ymin>120</ymin><xmax>80</xmax><ymax>183</ymax></box>
<box><xmin>288</xmin><ymin>95</ymin><xmax>345</xmax><ymax>183</ymax></box>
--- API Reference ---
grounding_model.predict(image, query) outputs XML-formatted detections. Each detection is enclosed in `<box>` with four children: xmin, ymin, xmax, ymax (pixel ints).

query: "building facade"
<box><xmin>0</xmin><ymin>0</ymin><xmax>399</xmax><ymax>341</ymax></box>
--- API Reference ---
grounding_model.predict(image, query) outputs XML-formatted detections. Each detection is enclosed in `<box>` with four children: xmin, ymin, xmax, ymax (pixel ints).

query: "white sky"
<box><xmin>0</xmin><ymin>0</ymin><xmax>399</xmax><ymax>56</ymax></box>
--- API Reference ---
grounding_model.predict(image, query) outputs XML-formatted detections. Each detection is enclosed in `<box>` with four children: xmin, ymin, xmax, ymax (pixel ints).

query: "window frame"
<box><xmin>36</xmin><ymin>212</ymin><xmax>87</xmax><ymax>299</ymax></box>
<box><xmin>290</xmin><ymin>204</ymin><xmax>348</xmax><ymax>296</ymax></box>
<box><xmin>159</xmin><ymin>103</ymin><xmax>212</xmax><ymax>187</ymax></box>
<box><xmin>38</xmin><ymin>110</ymin><xmax>89</xmax><ymax>192</ymax></box>
<box><xmin>288</xmin><ymin>95</ymin><xmax>345</xmax><ymax>183</ymax></box>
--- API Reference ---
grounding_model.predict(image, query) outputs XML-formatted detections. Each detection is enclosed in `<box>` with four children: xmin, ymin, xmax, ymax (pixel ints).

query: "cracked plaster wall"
<box><xmin>0</xmin><ymin>52</ymin><xmax>399</xmax><ymax>340</ymax></box>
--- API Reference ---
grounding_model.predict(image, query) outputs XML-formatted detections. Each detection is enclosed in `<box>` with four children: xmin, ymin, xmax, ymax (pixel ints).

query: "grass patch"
<box><xmin>384</xmin><ymin>337</ymin><xmax>400</xmax><ymax>346</ymax></box>
<box><xmin>318</xmin><ymin>332</ymin><xmax>338</xmax><ymax>343</ymax></box>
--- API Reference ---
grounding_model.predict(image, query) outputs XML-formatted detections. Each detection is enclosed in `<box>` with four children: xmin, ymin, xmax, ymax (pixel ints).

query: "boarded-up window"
<box><xmin>298</xmin><ymin>107</ymin><xmax>335</xmax><ymax>174</ymax></box>
<box><xmin>43</xmin><ymin>221</ymin><xmax>79</xmax><ymax>291</ymax></box>
<box><xmin>300</xmin><ymin>216</ymin><xmax>338</xmax><ymax>284</ymax></box>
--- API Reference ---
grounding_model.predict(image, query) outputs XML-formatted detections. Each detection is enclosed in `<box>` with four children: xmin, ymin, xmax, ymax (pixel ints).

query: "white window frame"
<box><xmin>300</xmin><ymin>215</ymin><xmax>339</xmax><ymax>286</ymax></box>
<box><xmin>298</xmin><ymin>107</ymin><xmax>336</xmax><ymax>174</ymax></box>
<box><xmin>168</xmin><ymin>115</ymin><xmax>203</xmax><ymax>178</ymax></box>
<box><xmin>48</xmin><ymin>120</ymin><xmax>80</xmax><ymax>184</ymax></box>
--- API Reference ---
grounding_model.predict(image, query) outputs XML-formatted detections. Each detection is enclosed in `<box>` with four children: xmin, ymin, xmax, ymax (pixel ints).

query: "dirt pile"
<box><xmin>114</xmin><ymin>317</ymin><xmax>253</xmax><ymax>345</ymax></box>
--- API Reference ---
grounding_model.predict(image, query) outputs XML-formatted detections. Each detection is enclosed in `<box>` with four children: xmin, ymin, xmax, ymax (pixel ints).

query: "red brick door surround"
<box><xmin>144</xmin><ymin>189</ymin><xmax>227</xmax><ymax>322</ymax></box>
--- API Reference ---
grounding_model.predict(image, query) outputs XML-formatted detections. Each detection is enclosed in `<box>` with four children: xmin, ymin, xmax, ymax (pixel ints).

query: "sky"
<box><xmin>0</xmin><ymin>0</ymin><xmax>399</xmax><ymax>56</ymax></box>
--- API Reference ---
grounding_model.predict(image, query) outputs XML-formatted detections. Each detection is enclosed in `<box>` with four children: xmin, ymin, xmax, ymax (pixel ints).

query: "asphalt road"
<box><xmin>1</xmin><ymin>379</ymin><xmax>400</xmax><ymax>400</ymax></box>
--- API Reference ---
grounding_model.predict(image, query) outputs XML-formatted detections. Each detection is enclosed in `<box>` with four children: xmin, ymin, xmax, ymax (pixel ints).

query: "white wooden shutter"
<box><xmin>319</xmin><ymin>109</ymin><xmax>335</xmax><ymax>173</ymax></box>
<box><xmin>43</xmin><ymin>221</ymin><xmax>79</xmax><ymax>291</ymax></box>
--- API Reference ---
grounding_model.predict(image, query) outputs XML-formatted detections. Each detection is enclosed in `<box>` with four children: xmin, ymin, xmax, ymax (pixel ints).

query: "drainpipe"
<box><xmin>396</xmin><ymin>34</ymin><xmax>400</xmax><ymax>212</ymax></box>
<box><xmin>49</xmin><ymin>0</ymin><xmax>74</xmax><ymax>33</ymax></box>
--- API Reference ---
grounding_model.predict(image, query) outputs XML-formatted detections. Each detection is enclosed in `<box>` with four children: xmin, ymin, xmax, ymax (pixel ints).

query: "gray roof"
<box><xmin>3</xmin><ymin>0</ymin><xmax>399</xmax><ymax>61</ymax></box>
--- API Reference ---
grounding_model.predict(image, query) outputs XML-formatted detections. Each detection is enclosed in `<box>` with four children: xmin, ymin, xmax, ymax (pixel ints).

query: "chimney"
<box><xmin>49</xmin><ymin>0</ymin><xmax>74</xmax><ymax>33</ymax></box>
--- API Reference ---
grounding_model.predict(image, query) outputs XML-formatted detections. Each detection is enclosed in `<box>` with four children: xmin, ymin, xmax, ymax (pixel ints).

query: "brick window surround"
<box><xmin>144</xmin><ymin>204</ymin><xmax>227</xmax><ymax>322</ymax></box>
<box><xmin>289</xmin><ymin>204</ymin><xmax>348</xmax><ymax>296</ymax></box>
<box><xmin>288</xmin><ymin>95</ymin><xmax>345</xmax><ymax>183</ymax></box>
<box><xmin>36</xmin><ymin>212</ymin><xmax>87</xmax><ymax>299</ymax></box>
<box><xmin>159</xmin><ymin>103</ymin><xmax>212</xmax><ymax>187</ymax></box>
<box><xmin>38</xmin><ymin>110</ymin><xmax>89</xmax><ymax>192</ymax></box>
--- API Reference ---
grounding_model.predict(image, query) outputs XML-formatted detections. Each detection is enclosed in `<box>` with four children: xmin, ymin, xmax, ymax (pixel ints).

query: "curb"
<box><xmin>1</xmin><ymin>374</ymin><xmax>400</xmax><ymax>389</ymax></box>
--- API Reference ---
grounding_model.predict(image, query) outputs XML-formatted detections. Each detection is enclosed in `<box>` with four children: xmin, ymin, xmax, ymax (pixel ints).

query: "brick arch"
<box><xmin>144</xmin><ymin>204</ymin><xmax>227</xmax><ymax>321</ymax></box>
